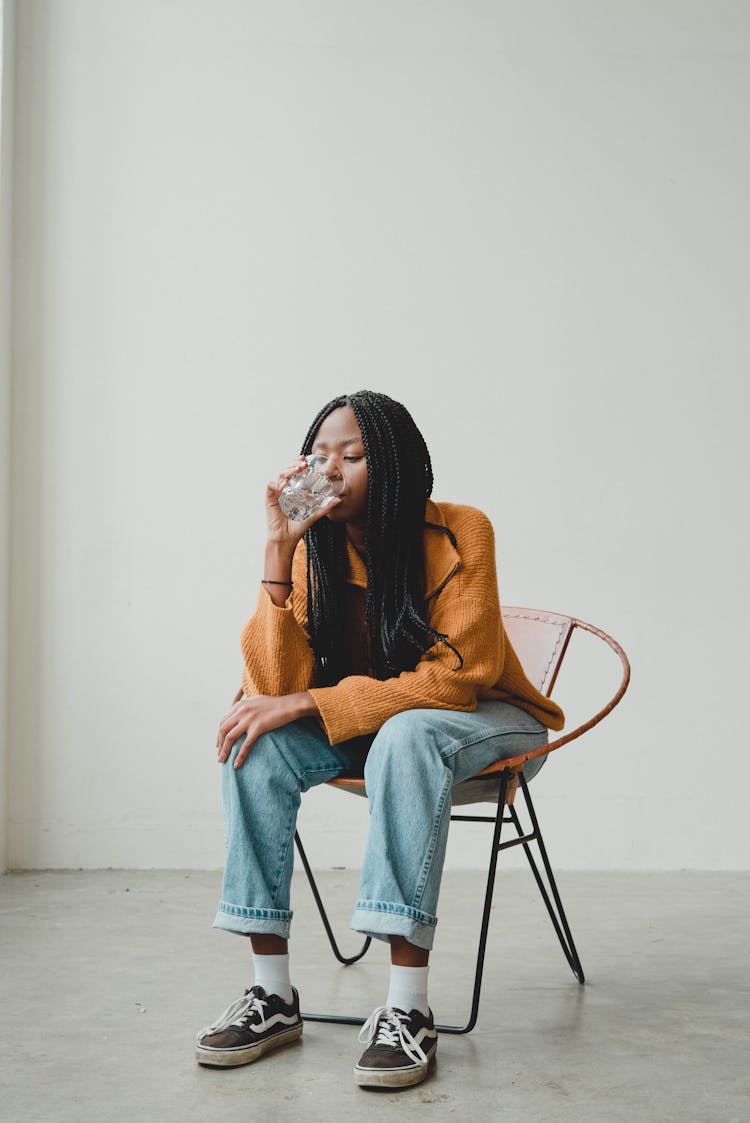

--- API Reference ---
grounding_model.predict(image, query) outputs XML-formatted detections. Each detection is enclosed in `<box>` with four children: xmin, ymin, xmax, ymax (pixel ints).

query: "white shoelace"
<box><xmin>358</xmin><ymin>1006</ymin><xmax>428</xmax><ymax>1065</ymax></box>
<box><xmin>196</xmin><ymin>990</ymin><xmax>267</xmax><ymax>1042</ymax></box>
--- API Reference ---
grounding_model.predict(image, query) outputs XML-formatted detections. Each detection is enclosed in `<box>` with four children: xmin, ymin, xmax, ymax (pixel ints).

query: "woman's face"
<box><xmin>311</xmin><ymin>405</ymin><xmax>368</xmax><ymax>525</ymax></box>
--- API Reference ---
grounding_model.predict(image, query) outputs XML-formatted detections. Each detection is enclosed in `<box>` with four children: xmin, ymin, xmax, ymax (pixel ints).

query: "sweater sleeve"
<box><xmin>239</xmin><ymin>544</ymin><xmax>315</xmax><ymax>697</ymax></box>
<box><xmin>309</xmin><ymin>514</ymin><xmax>505</xmax><ymax>744</ymax></box>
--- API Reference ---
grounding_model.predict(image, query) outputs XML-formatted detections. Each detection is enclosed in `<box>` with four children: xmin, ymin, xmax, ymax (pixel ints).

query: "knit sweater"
<box><xmin>240</xmin><ymin>500</ymin><xmax>565</xmax><ymax>745</ymax></box>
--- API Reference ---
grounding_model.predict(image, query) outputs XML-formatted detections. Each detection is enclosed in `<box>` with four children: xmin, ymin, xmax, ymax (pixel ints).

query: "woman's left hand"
<box><xmin>216</xmin><ymin>693</ymin><xmax>316</xmax><ymax>768</ymax></box>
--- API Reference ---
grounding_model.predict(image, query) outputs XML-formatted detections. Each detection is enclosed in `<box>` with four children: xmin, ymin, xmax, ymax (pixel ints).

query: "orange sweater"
<box><xmin>240</xmin><ymin>500</ymin><xmax>565</xmax><ymax>745</ymax></box>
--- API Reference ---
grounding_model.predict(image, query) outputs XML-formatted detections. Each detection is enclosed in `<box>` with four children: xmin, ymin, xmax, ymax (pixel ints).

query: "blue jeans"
<box><xmin>213</xmin><ymin>700</ymin><xmax>549</xmax><ymax>951</ymax></box>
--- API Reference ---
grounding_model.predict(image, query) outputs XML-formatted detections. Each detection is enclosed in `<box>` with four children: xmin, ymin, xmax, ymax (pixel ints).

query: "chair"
<box><xmin>294</xmin><ymin>606</ymin><xmax>630</xmax><ymax>1034</ymax></box>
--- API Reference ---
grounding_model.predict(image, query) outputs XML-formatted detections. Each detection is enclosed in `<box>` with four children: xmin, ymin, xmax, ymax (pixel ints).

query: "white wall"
<box><xmin>0</xmin><ymin>0</ymin><xmax>16</xmax><ymax>876</ymax></box>
<box><xmin>6</xmin><ymin>0</ymin><xmax>749</xmax><ymax>871</ymax></box>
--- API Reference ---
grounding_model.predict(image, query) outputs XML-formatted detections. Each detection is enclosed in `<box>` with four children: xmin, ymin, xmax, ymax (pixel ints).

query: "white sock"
<box><xmin>252</xmin><ymin>952</ymin><xmax>293</xmax><ymax>1004</ymax></box>
<box><xmin>386</xmin><ymin>964</ymin><xmax>430</xmax><ymax>1017</ymax></box>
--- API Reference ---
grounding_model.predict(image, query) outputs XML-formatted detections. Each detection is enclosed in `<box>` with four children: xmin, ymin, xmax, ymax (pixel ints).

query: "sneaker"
<box><xmin>195</xmin><ymin>985</ymin><xmax>303</xmax><ymax>1067</ymax></box>
<box><xmin>354</xmin><ymin>1005</ymin><xmax>438</xmax><ymax>1088</ymax></box>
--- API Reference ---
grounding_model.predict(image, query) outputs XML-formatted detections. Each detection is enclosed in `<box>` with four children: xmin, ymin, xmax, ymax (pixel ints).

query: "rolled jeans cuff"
<box><xmin>350</xmin><ymin>899</ymin><xmax>438</xmax><ymax>951</ymax></box>
<box><xmin>212</xmin><ymin>901</ymin><xmax>292</xmax><ymax>939</ymax></box>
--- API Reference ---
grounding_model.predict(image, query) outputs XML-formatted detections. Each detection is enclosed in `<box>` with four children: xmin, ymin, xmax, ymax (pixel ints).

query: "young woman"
<box><xmin>195</xmin><ymin>390</ymin><xmax>564</xmax><ymax>1089</ymax></box>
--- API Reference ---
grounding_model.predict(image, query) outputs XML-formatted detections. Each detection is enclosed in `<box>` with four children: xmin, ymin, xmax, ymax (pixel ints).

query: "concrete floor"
<box><xmin>0</xmin><ymin>868</ymin><xmax>748</xmax><ymax>1123</ymax></box>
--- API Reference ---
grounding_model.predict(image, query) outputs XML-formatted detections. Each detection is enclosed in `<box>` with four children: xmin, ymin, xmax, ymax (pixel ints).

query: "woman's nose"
<box><xmin>322</xmin><ymin>455</ymin><xmax>343</xmax><ymax>480</ymax></box>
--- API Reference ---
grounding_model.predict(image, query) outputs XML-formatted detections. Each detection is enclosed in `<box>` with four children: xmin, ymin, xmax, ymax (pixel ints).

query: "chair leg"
<box><xmin>294</xmin><ymin>830</ymin><xmax>372</xmax><ymax>968</ymax></box>
<box><xmin>435</xmin><ymin>769</ymin><xmax>511</xmax><ymax>1034</ymax></box>
<box><xmin>509</xmin><ymin>775</ymin><xmax>585</xmax><ymax>984</ymax></box>
<box><xmin>293</xmin><ymin>830</ymin><xmax>372</xmax><ymax>1027</ymax></box>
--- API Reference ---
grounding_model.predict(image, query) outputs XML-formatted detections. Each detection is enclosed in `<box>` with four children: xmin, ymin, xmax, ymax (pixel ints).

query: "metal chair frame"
<box><xmin>294</xmin><ymin>609</ymin><xmax>630</xmax><ymax>1034</ymax></box>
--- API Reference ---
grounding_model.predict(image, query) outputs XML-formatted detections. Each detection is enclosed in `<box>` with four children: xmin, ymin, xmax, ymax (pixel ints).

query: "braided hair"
<box><xmin>300</xmin><ymin>390</ymin><xmax>463</xmax><ymax>686</ymax></box>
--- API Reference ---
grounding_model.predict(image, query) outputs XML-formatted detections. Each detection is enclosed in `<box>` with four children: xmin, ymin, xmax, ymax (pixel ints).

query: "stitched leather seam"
<box><xmin>504</xmin><ymin>611</ymin><xmax>565</xmax><ymax>692</ymax></box>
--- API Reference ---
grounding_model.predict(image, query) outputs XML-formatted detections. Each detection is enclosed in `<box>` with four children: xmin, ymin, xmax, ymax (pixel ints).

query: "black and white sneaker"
<box><xmin>355</xmin><ymin>1005</ymin><xmax>438</xmax><ymax>1088</ymax></box>
<box><xmin>195</xmin><ymin>985</ymin><xmax>303</xmax><ymax>1067</ymax></box>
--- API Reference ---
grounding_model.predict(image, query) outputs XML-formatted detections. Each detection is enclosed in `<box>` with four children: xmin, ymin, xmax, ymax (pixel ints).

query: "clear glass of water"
<box><xmin>278</xmin><ymin>454</ymin><xmax>344</xmax><ymax>521</ymax></box>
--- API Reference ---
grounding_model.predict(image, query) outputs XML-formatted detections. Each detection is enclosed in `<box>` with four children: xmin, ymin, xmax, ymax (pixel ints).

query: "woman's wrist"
<box><xmin>290</xmin><ymin>691</ymin><xmax>319</xmax><ymax>719</ymax></box>
<box><xmin>264</xmin><ymin>540</ymin><xmax>295</xmax><ymax>575</ymax></box>
<box><xmin>261</xmin><ymin>541</ymin><xmax>295</xmax><ymax>606</ymax></box>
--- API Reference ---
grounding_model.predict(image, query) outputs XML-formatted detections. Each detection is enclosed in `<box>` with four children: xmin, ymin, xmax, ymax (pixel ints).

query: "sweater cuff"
<box><xmin>308</xmin><ymin>686</ymin><xmax>362</xmax><ymax>745</ymax></box>
<box><xmin>258</xmin><ymin>582</ymin><xmax>293</xmax><ymax>611</ymax></box>
<box><xmin>239</xmin><ymin>585</ymin><xmax>302</xmax><ymax>668</ymax></box>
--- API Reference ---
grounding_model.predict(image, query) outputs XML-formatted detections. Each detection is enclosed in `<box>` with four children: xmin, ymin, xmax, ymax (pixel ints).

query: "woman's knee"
<box><xmin>364</xmin><ymin>711</ymin><xmax>445</xmax><ymax>785</ymax></box>
<box><xmin>225</xmin><ymin>728</ymin><xmax>297</xmax><ymax>787</ymax></box>
<box><xmin>225</xmin><ymin>719</ymin><xmax>339</xmax><ymax>792</ymax></box>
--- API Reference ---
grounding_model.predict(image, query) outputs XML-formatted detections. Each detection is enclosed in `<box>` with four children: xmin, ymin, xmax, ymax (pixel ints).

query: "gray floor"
<box><xmin>0</xmin><ymin>869</ymin><xmax>748</xmax><ymax>1123</ymax></box>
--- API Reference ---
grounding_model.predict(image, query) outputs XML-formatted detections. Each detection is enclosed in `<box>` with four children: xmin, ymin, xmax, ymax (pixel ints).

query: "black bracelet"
<box><xmin>261</xmin><ymin>579</ymin><xmax>293</xmax><ymax>587</ymax></box>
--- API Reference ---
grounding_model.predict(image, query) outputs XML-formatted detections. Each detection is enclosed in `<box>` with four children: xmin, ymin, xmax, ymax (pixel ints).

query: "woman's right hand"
<box><xmin>265</xmin><ymin>456</ymin><xmax>341</xmax><ymax>546</ymax></box>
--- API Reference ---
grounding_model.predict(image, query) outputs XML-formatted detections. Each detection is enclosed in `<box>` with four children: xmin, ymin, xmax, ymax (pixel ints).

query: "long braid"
<box><xmin>300</xmin><ymin>390</ymin><xmax>463</xmax><ymax>687</ymax></box>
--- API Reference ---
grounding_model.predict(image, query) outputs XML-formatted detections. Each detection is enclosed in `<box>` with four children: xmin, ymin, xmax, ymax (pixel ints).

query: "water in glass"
<box><xmin>278</xmin><ymin>454</ymin><xmax>343</xmax><ymax>521</ymax></box>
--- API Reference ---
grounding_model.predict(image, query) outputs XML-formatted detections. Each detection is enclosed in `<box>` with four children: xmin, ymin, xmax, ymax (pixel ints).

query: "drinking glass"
<box><xmin>277</xmin><ymin>454</ymin><xmax>344</xmax><ymax>521</ymax></box>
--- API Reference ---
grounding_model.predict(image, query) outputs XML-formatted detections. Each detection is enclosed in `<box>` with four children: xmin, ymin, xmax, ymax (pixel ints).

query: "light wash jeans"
<box><xmin>213</xmin><ymin>700</ymin><xmax>548</xmax><ymax>950</ymax></box>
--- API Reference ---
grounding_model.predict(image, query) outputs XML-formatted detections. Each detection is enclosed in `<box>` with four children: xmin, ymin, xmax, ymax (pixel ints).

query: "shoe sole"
<box><xmin>354</xmin><ymin>1046</ymin><xmax>437</xmax><ymax>1088</ymax></box>
<box><xmin>195</xmin><ymin>1022</ymin><xmax>303</xmax><ymax>1068</ymax></box>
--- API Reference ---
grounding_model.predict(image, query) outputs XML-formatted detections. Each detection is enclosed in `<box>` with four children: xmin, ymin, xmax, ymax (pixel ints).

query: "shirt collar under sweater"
<box><xmin>343</xmin><ymin>498</ymin><xmax>461</xmax><ymax>600</ymax></box>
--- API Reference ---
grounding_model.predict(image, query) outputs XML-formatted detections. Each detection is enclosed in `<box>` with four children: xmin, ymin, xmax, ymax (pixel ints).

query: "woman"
<box><xmin>195</xmin><ymin>390</ymin><xmax>564</xmax><ymax>1090</ymax></box>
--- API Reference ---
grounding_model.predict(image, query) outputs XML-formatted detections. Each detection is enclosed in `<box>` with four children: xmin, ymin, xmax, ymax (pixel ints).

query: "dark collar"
<box><xmin>344</xmin><ymin>499</ymin><xmax>461</xmax><ymax>598</ymax></box>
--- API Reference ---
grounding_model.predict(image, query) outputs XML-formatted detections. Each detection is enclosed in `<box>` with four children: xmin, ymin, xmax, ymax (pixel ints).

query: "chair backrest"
<box><xmin>501</xmin><ymin>607</ymin><xmax>575</xmax><ymax>698</ymax></box>
<box><xmin>445</xmin><ymin>608</ymin><xmax>575</xmax><ymax>808</ymax></box>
